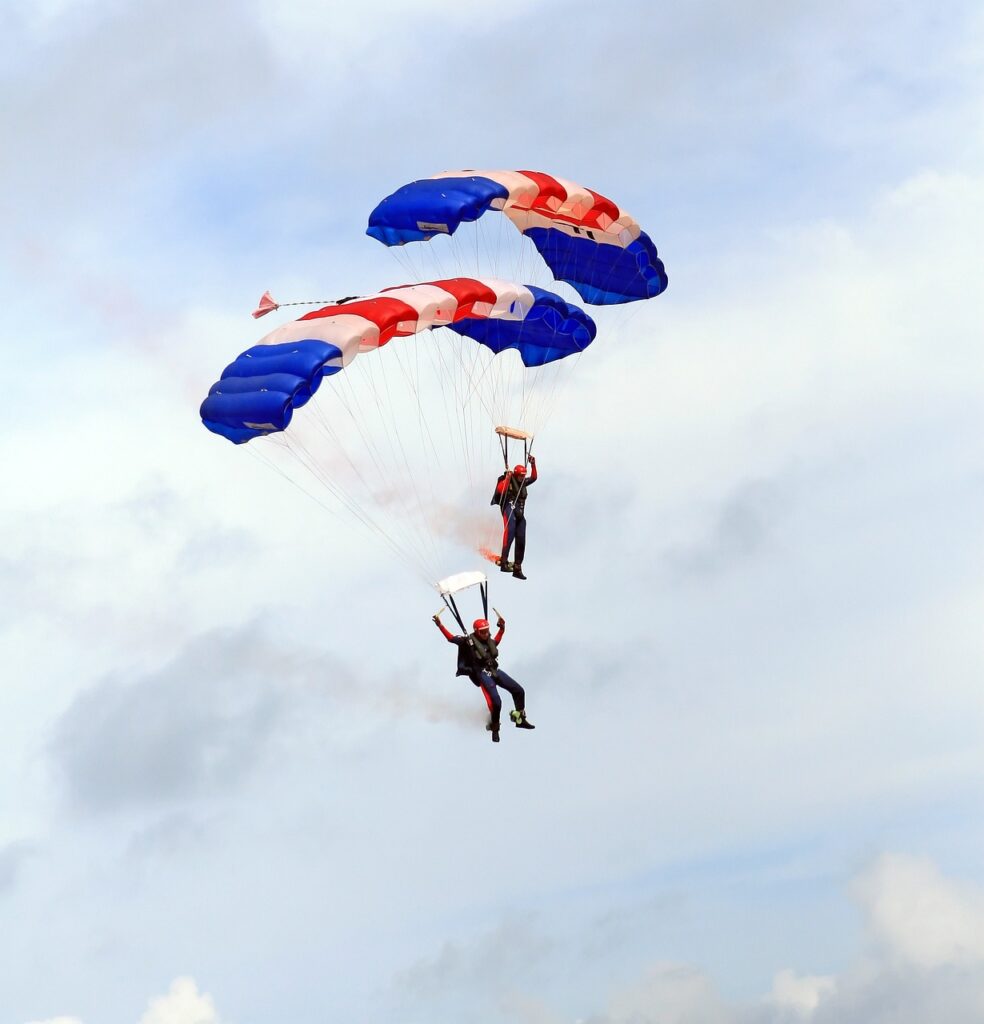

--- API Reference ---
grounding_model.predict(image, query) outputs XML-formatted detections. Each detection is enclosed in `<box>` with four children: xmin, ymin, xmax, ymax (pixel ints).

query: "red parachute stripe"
<box><xmin>518</xmin><ymin>170</ymin><xmax>567</xmax><ymax>211</ymax></box>
<box><xmin>428</xmin><ymin>278</ymin><xmax>499</xmax><ymax>320</ymax></box>
<box><xmin>301</xmin><ymin>296</ymin><xmax>420</xmax><ymax>345</ymax></box>
<box><xmin>583</xmin><ymin>189</ymin><xmax>620</xmax><ymax>227</ymax></box>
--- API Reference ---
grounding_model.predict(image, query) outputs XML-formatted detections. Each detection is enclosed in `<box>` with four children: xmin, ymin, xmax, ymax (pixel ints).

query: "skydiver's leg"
<box><xmin>513</xmin><ymin>514</ymin><xmax>527</xmax><ymax>565</ymax></box>
<box><xmin>493</xmin><ymin>670</ymin><xmax>524</xmax><ymax>711</ymax></box>
<box><xmin>500</xmin><ymin>504</ymin><xmax>517</xmax><ymax>565</ymax></box>
<box><xmin>497</xmin><ymin>670</ymin><xmax>535</xmax><ymax>729</ymax></box>
<box><xmin>472</xmin><ymin>670</ymin><xmax>502</xmax><ymax>727</ymax></box>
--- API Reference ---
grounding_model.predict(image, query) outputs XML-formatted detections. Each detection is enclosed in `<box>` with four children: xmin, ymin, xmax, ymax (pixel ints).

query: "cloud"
<box><xmin>596</xmin><ymin>963</ymin><xmax>731</xmax><ymax>1024</ymax></box>
<box><xmin>663</xmin><ymin>477</ymin><xmax>784</xmax><ymax>580</ymax></box>
<box><xmin>21</xmin><ymin>977</ymin><xmax>220</xmax><ymax>1024</ymax></box>
<box><xmin>0</xmin><ymin>840</ymin><xmax>36</xmax><ymax>895</ymax></box>
<box><xmin>138</xmin><ymin>977</ymin><xmax>220</xmax><ymax>1024</ymax></box>
<box><xmin>0</xmin><ymin>479</ymin><xmax>259</xmax><ymax>642</ymax></box>
<box><xmin>853</xmin><ymin>853</ymin><xmax>984</xmax><ymax>969</ymax></box>
<box><xmin>394</xmin><ymin>917</ymin><xmax>558</xmax><ymax>1018</ymax></box>
<box><xmin>48</xmin><ymin>624</ymin><xmax>322</xmax><ymax>812</ymax></box>
<box><xmin>767</xmin><ymin>970</ymin><xmax>836</xmax><ymax>1015</ymax></box>
<box><xmin>391</xmin><ymin>854</ymin><xmax>984</xmax><ymax>1024</ymax></box>
<box><xmin>47</xmin><ymin>616</ymin><xmax>497</xmax><ymax>815</ymax></box>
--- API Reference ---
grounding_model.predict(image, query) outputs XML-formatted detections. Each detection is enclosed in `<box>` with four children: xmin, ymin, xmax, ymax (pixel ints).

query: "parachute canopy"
<box><xmin>367</xmin><ymin>170</ymin><xmax>668</xmax><ymax>306</ymax></box>
<box><xmin>201</xmin><ymin>277</ymin><xmax>596</xmax><ymax>444</ymax></box>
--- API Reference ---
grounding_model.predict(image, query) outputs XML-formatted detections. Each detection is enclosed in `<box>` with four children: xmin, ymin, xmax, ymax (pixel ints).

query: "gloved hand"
<box><xmin>496</xmin><ymin>616</ymin><xmax>506</xmax><ymax>628</ymax></box>
<box><xmin>529</xmin><ymin>455</ymin><xmax>536</xmax><ymax>464</ymax></box>
<box><xmin>432</xmin><ymin>614</ymin><xmax>441</xmax><ymax>624</ymax></box>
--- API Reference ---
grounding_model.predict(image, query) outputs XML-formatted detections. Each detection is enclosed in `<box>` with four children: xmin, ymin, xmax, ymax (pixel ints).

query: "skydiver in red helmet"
<box><xmin>432</xmin><ymin>611</ymin><xmax>534</xmax><ymax>743</ymax></box>
<box><xmin>491</xmin><ymin>455</ymin><xmax>537</xmax><ymax>580</ymax></box>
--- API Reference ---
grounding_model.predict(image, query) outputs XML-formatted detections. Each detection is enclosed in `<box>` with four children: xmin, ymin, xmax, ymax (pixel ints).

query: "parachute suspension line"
<box><xmin>320</xmin><ymin>367</ymin><xmax>415</xmax><ymax>529</ymax></box>
<box><xmin>388</xmin><ymin>331</ymin><xmax>454</xmax><ymax>567</ymax></box>
<box><xmin>464</xmin><ymin>343</ymin><xmax>499</xmax><ymax>501</ymax></box>
<box><xmin>473</xmin><ymin>209</ymin><xmax>483</xmax><ymax>280</ymax></box>
<box><xmin>426</xmin><ymin>331</ymin><xmax>470</xmax><ymax>485</ymax></box>
<box><xmin>245</xmin><ymin>442</ymin><xmax>345</xmax><ymax>526</ymax></box>
<box><xmin>376</xmin><ymin>339</ymin><xmax>447</xmax><ymax>572</ymax></box>
<box><xmin>359</xmin><ymin>342</ymin><xmax>446</xmax><ymax>576</ymax></box>
<box><xmin>400</xmin><ymin>329</ymin><xmax>447</xmax><ymax>472</ymax></box>
<box><xmin>430</xmin><ymin>330</ymin><xmax>499</xmax><ymax>564</ymax></box>
<box><xmin>534</xmin><ymin>354</ymin><xmax>573</xmax><ymax>430</ymax></box>
<box><xmin>390</xmin><ymin>247</ymin><xmax>416</xmax><ymax>287</ymax></box>
<box><xmin>325</xmin><ymin>353</ymin><xmax>443</xmax><ymax>579</ymax></box>
<box><xmin>305</xmin><ymin>401</ymin><xmax>390</xmax><ymax>508</ymax></box>
<box><xmin>383</xmin><ymin>245</ymin><xmax>490</xmax><ymax>504</ymax></box>
<box><xmin>253</xmin><ymin>433</ymin><xmax>432</xmax><ymax>585</ymax></box>
<box><xmin>286</xmin><ymin>442</ymin><xmax>431</xmax><ymax>583</ymax></box>
<box><xmin>302</xmin><ymin>392</ymin><xmax>435</xmax><ymax>571</ymax></box>
<box><xmin>428</xmin><ymin>308</ymin><xmax>482</xmax><ymax>495</ymax></box>
<box><xmin>280</xmin><ymin>427</ymin><xmax>434</xmax><ymax>581</ymax></box>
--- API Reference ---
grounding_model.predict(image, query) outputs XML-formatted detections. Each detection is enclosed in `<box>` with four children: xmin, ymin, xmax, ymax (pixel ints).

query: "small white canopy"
<box><xmin>436</xmin><ymin>570</ymin><xmax>488</xmax><ymax>596</ymax></box>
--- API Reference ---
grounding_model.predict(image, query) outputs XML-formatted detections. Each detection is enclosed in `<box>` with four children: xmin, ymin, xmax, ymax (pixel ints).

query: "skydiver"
<box><xmin>491</xmin><ymin>455</ymin><xmax>537</xmax><ymax>580</ymax></box>
<box><xmin>432</xmin><ymin>612</ymin><xmax>535</xmax><ymax>743</ymax></box>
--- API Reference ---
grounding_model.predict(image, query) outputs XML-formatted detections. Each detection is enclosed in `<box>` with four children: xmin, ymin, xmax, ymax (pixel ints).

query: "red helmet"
<box><xmin>473</xmin><ymin>618</ymin><xmax>490</xmax><ymax>633</ymax></box>
<box><xmin>513</xmin><ymin>464</ymin><xmax>527</xmax><ymax>475</ymax></box>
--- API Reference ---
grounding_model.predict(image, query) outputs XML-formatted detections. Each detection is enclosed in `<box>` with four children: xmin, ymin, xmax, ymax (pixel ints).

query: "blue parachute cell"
<box><xmin>448</xmin><ymin>286</ymin><xmax>596</xmax><ymax>367</ymax></box>
<box><xmin>367</xmin><ymin>176</ymin><xmax>510</xmax><ymax>245</ymax></box>
<box><xmin>201</xmin><ymin>340</ymin><xmax>343</xmax><ymax>444</ymax></box>
<box><xmin>525</xmin><ymin>228</ymin><xmax>668</xmax><ymax>305</ymax></box>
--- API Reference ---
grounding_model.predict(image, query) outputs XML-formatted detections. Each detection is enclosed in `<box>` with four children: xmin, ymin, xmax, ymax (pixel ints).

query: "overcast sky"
<box><xmin>2</xmin><ymin>1</ymin><xmax>984</xmax><ymax>1022</ymax></box>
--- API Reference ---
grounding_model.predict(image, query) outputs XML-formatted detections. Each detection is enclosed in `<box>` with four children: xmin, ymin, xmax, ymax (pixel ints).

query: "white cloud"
<box><xmin>23</xmin><ymin>977</ymin><xmax>219</xmax><ymax>1024</ymax></box>
<box><xmin>767</xmin><ymin>969</ymin><xmax>836</xmax><ymax>1015</ymax></box>
<box><xmin>137</xmin><ymin>977</ymin><xmax>219</xmax><ymax>1024</ymax></box>
<box><xmin>855</xmin><ymin>853</ymin><xmax>984</xmax><ymax>969</ymax></box>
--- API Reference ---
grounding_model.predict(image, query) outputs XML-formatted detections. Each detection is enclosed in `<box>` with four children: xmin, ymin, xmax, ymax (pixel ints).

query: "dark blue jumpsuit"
<box><xmin>436</xmin><ymin>622</ymin><xmax>525</xmax><ymax>728</ymax></box>
<box><xmin>493</xmin><ymin>463</ymin><xmax>537</xmax><ymax>567</ymax></box>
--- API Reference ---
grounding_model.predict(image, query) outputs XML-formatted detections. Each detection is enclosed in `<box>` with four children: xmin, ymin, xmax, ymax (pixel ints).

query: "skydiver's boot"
<box><xmin>500</xmin><ymin>561</ymin><xmax>512</xmax><ymax>573</ymax></box>
<box><xmin>512</xmin><ymin>564</ymin><xmax>527</xmax><ymax>580</ymax></box>
<box><xmin>486</xmin><ymin>717</ymin><xmax>501</xmax><ymax>742</ymax></box>
<box><xmin>510</xmin><ymin>709</ymin><xmax>535</xmax><ymax>729</ymax></box>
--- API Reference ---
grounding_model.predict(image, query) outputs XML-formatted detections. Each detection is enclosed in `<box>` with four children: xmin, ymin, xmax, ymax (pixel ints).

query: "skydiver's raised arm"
<box><xmin>433</xmin><ymin>614</ymin><xmax>457</xmax><ymax>642</ymax></box>
<box><xmin>527</xmin><ymin>456</ymin><xmax>538</xmax><ymax>484</ymax></box>
<box><xmin>494</xmin><ymin>614</ymin><xmax>505</xmax><ymax>644</ymax></box>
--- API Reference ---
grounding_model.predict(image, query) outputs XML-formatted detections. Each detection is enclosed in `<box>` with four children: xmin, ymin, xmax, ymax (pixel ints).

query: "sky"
<box><xmin>2</xmin><ymin>0</ymin><xmax>984</xmax><ymax>1021</ymax></box>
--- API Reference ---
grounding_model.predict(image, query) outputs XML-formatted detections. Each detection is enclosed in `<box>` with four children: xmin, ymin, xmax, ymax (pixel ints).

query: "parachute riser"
<box><xmin>495</xmin><ymin>425</ymin><xmax>534</xmax><ymax>471</ymax></box>
<box><xmin>440</xmin><ymin>580</ymin><xmax>489</xmax><ymax>634</ymax></box>
<box><xmin>441</xmin><ymin>593</ymin><xmax>466</xmax><ymax>634</ymax></box>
